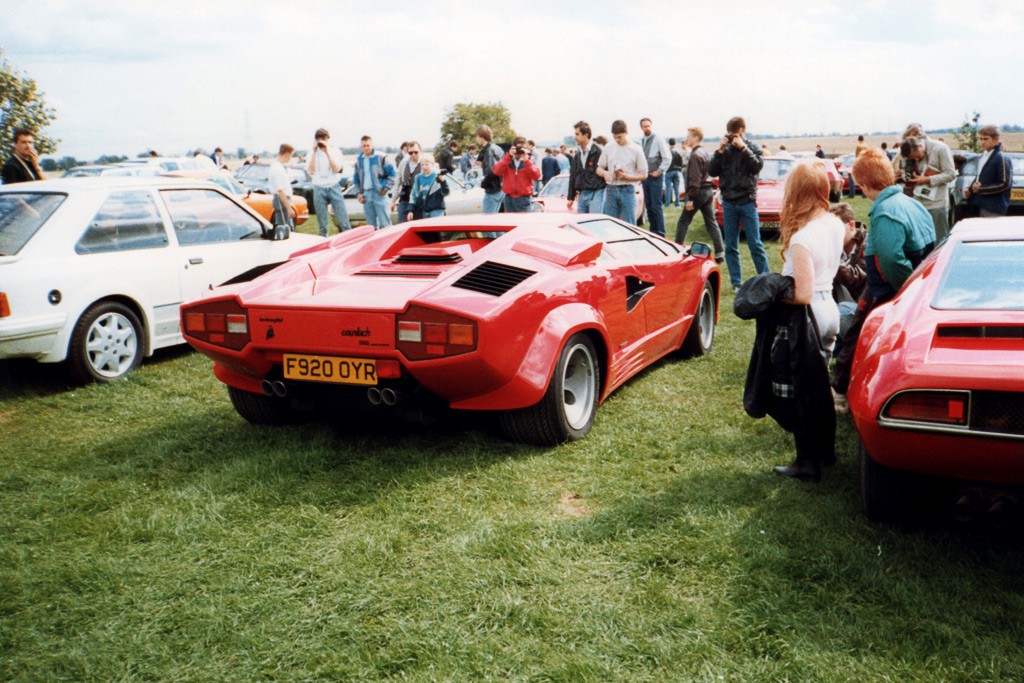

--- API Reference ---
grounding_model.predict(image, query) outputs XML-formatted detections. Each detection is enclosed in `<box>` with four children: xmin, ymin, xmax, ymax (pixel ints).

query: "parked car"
<box><xmin>849</xmin><ymin>217</ymin><xmax>1024</xmax><ymax>525</ymax></box>
<box><xmin>949</xmin><ymin>151</ymin><xmax>1024</xmax><ymax>226</ymax></box>
<box><xmin>834</xmin><ymin>153</ymin><xmax>856</xmax><ymax>194</ymax></box>
<box><xmin>529</xmin><ymin>172</ymin><xmax>646</xmax><ymax>226</ymax></box>
<box><xmin>62</xmin><ymin>164</ymin><xmax>161</xmax><ymax>178</ymax></box>
<box><xmin>181</xmin><ymin>213</ymin><xmax>720</xmax><ymax>445</ymax></box>
<box><xmin>712</xmin><ymin>156</ymin><xmax>796</xmax><ymax>233</ymax></box>
<box><xmin>161</xmin><ymin>170</ymin><xmax>309</xmax><ymax>226</ymax></box>
<box><xmin>234</xmin><ymin>163</ymin><xmax>316</xmax><ymax>214</ymax></box>
<box><xmin>121</xmin><ymin>156</ymin><xmax>218</xmax><ymax>173</ymax></box>
<box><xmin>0</xmin><ymin>177</ymin><xmax>322</xmax><ymax>382</ymax></box>
<box><xmin>341</xmin><ymin>172</ymin><xmax>487</xmax><ymax>225</ymax></box>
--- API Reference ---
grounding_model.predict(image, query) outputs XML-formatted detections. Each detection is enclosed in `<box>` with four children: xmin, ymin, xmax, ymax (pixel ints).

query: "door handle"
<box><xmin>189</xmin><ymin>257</ymin><xmax>204</xmax><ymax>265</ymax></box>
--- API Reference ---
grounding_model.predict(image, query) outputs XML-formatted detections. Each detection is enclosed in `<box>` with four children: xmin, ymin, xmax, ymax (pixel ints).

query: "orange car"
<box><xmin>161</xmin><ymin>170</ymin><xmax>309</xmax><ymax>225</ymax></box>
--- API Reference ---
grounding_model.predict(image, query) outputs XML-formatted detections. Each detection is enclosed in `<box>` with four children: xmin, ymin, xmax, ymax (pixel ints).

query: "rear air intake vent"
<box><xmin>452</xmin><ymin>261</ymin><xmax>536</xmax><ymax>296</ymax></box>
<box><xmin>937</xmin><ymin>326</ymin><xmax>1024</xmax><ymax>339</ymax></box>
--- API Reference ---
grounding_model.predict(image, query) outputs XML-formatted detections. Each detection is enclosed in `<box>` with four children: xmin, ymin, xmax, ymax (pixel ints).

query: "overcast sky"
<box><xmin>4</xmin><ymin>0</ymin><xmax>1021</xmax><ymax>160</ymax></box>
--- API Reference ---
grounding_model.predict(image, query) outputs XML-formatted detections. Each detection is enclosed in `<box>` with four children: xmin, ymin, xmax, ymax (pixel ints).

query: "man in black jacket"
<box><xmin>566</xmin><ymin>120</ymin><xmax>606</xmax><ymax>214</ymax></box>
<box><xmin>708</xmin><ymin>116</ymin><xmax>771</xmax><ymax>289</ymax></box>
<box><xmin>674</xmin><ymin>127</ymin><xmax>723</xmax><ymax>261</ymax></box>
<box><xmin>2</xmin><ymin>128</ymin><xmax>44</xmax><ymax>184</ymax></box>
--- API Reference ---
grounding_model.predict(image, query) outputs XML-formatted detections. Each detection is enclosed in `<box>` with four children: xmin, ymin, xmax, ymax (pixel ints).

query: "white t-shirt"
<box><xmin>781</xmin><ymin>213</ymin><xmax>845</xmax><ymax>292</ymax></box>
<box><xmin>597</xmin><ymin>141</ymin><xmax>648</xmax><ymax>186</ymax></box>
<box><xmin>268</xmin><ymin>160</ymin><xmax>291</xmax><ymax>196</ymax></box>
<box><xmin>307</xmin><ymin>146</ymin><xmax>345</xmax><ymax>186</ymax></box>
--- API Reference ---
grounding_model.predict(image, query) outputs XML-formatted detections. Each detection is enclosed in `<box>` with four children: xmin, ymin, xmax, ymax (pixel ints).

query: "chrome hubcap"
<box><xmin>562</xmin><ymin>344</ymin><xmax>595</xmax><ymax>430</ymax></box>
<box><xmin>86</xmin><ymin>312</ymin><xmax>138</xmax><ymax>378</ymax></box>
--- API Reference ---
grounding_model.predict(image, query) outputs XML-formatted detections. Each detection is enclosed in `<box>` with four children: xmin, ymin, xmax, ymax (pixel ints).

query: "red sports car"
<box><xmin>713</xmin><ymin>156</ymin><xmax>796</xmax><ymax>233</ymax></box>
<box><xmin>849</xmin><ymin>217</ymin><xmax>1024</xmax><ymax>524</ymax></box>
<box><xmin>181</xmin><ymin>213</ymin><xmax>720</xmax><ymax>445</ymax></box>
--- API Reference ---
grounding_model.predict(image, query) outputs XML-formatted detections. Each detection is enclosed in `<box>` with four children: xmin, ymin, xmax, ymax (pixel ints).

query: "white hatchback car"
<box><xmin>0</xmin><ymin>177</ymin><xmax>323</xmax><ymax>382</ymax></box>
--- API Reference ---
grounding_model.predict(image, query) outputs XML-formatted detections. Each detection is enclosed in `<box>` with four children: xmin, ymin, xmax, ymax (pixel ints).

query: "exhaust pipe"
<box><xmin>952</xmin><ymin>490</ymin><xmax>983</xmax><ymax>524</ymax></box>
<box><xmin>987</xmin><ymin>496</ymin><xmax>1015</xmax><ymax>530</ymax></box>
<box><xmin>271</xmin><ymin>381</ymin><xmax>287</xmax><ymax>398</ymax></box>
<box><xmin>260</xmin><ymin>379</ymin><xmax>274</xmax><ymax>396</ymax></box>
<box><xmin>381</xmin><ymin>388</ymin><xmax>400</xmax><ymax>406</ymax></box>
<box><xmin>367</xmin><ymin>387</ymin><xmax>382</xmax><ymax>405</ymax></box>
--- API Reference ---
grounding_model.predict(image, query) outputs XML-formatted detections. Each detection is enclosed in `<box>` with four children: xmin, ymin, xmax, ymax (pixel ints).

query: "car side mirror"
<box><xmin>264</xmin><ymin>224</ymin><xmax>290</xmax><ymax>240</ymax></box>
<box><xmin>689</xmin><ymin>242</ymin><xmax>712</xmax><ymax>259</ymax></box>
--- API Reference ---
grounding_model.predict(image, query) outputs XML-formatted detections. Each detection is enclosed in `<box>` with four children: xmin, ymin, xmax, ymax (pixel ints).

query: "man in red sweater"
<box><xmin>492</xmin><ymin>136</ymin><xmax>541</xmax><ymax>213</ymax></box>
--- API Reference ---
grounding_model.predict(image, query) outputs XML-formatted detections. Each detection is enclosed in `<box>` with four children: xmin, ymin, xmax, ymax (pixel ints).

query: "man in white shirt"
<box><xmin>269</xmin><ymin>143</ymin><xmax>295</xmax><ymax>234</ymax></box>
<box><xmin>597</xmin><ymin>120</ymin><xmax>648</xmax><ymax>226</ymax></box>
<box><xmin>306</xmin><ymin>128</ymin><xmax>352</xmax><ymax>236</ymax></box>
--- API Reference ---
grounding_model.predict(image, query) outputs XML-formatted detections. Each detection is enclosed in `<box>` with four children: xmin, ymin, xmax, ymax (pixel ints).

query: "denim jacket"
<box><xmin>353</xmin><ymin>152</ymin><xmax>396</xmax><ymax>196</ymax></box>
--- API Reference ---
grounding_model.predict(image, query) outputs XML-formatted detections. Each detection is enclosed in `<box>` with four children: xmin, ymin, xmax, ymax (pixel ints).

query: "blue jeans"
<box><xmin>361</xmin><ymin>189</ymin><xmax>391</xmax><ymax>229</ymax></box>
<box><xmin>846</xmin><ymin>173</ymin><xmax>857</xmax><ymax>198</ymax></box>
<box><xmin>641</xmin><ymin>175</ymin><xmax>665</xmax><ymax>235</ymax></box>
<box><xmin>271</xmin><ymin>195</ymin><xmax>294</xmax><ymax>230</ymax></box>
<box><xmin>312</xmin><ymin>183</ymin><xmax>351</xmax><ymax>236</ymax></box>
<box><xmin>604</xmin><ymin>185</ymin><xmax>636</xmax><ymax>225</ymax></box>
<box><xmin>395</xmin><ymin>200</ymin><xmax>412</xmax><ymax>224</ymax></box>
<box><xmin>576</xmin><ymin>188</ymin><xmax>605</xmax><ymax>214</ymax></box>
<box><xmin>721</xmin><ymin>199</ymin><xmax>770</xmax><ymax>287</ymax></box>
<box><xmin>663</xmin><ymin>170</ymin><xmax>682</xmax><ymax>206</ymax></box>
<box><xmin>503</xmin><ymin>194</ymin><xmax>532</xmax><ymax>213</ymax></box>
<box><xmin>482</xmin><ymin>190</ymin><xmax>505</xmax><ymax>214</ymax></box>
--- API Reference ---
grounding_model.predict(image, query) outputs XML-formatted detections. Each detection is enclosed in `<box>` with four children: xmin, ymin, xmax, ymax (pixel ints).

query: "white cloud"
<box><xmin>4</xmin><ymin>0</ymin><xmax>1022</xmax><ymax>160</ymax></box>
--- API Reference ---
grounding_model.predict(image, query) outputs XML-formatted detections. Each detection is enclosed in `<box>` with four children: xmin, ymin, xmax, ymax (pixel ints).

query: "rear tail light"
<box><xmin>181</xmin><ymin>298</ymin><xmax>250</xmax><ymax>351</ymax></box>
<box><xmin>0</xmin><ymin>293</ymin><xmax>9</xmax><ymax>318</ymax></box>
<box><xmin>882</xmin><ymin>390</ymin><xmax>969</xmax><ymax>427</ymax></box>
<box><xmin>396</xmin><ymin>305</ymin><xmax>477</xmax><ymax>360</ymax></box>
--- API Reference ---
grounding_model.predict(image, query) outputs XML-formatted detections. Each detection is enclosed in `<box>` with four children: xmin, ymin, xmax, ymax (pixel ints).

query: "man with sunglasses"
<box><xmin>392</xmin><ymin>141</ymin><xmax>422</xmax><ymax>224</ymax></box>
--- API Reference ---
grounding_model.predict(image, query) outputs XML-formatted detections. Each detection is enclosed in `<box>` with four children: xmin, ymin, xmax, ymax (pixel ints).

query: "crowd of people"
<box><xmin>4</xmin><ymin>118</ymin><xmax>1016</xmax><ymax>484</ymax></box>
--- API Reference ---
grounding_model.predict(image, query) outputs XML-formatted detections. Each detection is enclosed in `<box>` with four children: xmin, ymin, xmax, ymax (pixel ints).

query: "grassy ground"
<box><xmin>3</xmin><ymin>199</ymin><xmax>1023</xmax><ymax>681</ymax></box>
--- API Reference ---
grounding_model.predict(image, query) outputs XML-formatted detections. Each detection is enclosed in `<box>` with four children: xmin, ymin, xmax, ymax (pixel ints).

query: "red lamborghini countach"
<box><xmin>181</xmin><ymin>213</ymin><xmax>720</xmax><ymax>445</ymax></box>
<box><xmin>849</xmin><ymin>217</ymin><xmax>1024</xmax><ymax>525</ymax></box>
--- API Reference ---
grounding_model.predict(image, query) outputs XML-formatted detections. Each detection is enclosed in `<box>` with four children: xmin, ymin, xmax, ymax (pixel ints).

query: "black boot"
<box><xmin>773</xmin><ymin>459</ymin><xmax>821</xmax><ymax>483</ymax></box>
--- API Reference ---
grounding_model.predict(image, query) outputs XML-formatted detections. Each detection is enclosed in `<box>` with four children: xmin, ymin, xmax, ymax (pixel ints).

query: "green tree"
<box><xmin>954</xmin><ymin>111</ymin><xmax>982</xmax><ymax>152</ymax></box>
<box><xmin>0</xmin><ymin>49</ymin><xmax>58</xmax><ymax>155</ymax></box>
<box><xmin>438</xmin><ymin>102</ymin><xmax>515</xmax><ymax>153</ymax></box>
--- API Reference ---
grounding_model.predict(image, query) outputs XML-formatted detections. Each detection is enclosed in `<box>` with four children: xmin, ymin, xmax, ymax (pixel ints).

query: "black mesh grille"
<box><xmin>938</xmin><ymin>326</ymin><xmax>1024</xmax><ymax>339</ymax></box>
<box><xmin>451</xmin><ymin>261</ymin><xmax>536</xmax><ymax>296</ymax></box>
<box><xmin>972</xmin><ymin>391</ymin><xmax>1024</xmax><ymax>437</ymax></box>
<box><xmin>394</xmin><ymin>252</ymin><xmax>463</xmax><ymax>264</ymax></box>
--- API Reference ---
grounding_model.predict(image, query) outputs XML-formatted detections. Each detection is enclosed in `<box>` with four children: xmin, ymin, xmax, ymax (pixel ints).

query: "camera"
<box><xmin>515</xmin><ymin>144</ymin><xmax>525</xmax><ymax>155</ymax></box>
<box><xmin>725</xmin><ymin>134</ymin><xmax>736</xmax><ymax>143</ymax></box>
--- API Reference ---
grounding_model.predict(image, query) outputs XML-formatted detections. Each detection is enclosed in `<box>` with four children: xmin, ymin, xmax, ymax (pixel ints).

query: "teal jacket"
<box><xmin>864</xmin><ymin>185</ymin><xmax>936</xmax><ymax>299</ymax></box>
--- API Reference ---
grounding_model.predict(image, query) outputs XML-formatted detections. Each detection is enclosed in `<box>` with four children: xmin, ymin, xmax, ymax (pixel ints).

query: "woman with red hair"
<box><xmin>772</xmin><ymin>161</ymin><xmax>845</xmax><ymax>481</ymax></box>
<box><xmin>779</xmin><ymin>161</ymin><xmax>846</xmax><ymax>356</ymax></box>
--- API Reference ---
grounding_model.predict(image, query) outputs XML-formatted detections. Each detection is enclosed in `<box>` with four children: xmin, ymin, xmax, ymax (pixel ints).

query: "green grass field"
<box><xmin>3</xmin><ymin>199</ymin><xmax>1023</xmax><ymax>681</ymax></box>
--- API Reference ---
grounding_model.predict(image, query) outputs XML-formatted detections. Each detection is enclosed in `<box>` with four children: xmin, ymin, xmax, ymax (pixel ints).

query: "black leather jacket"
<box><xmin>734</xmin><ymin>273</ymin><xmax>834</xmax><ymax>435</ymax></box>
<box><xmin>567</xmin><ymin>143</ymin><xmax>606</xmax><ymax>200</ymax></box>
<box><xmin>707</xmin><ymin>138</ymin><xmax>764</xmax><ymax>204</ymax></box>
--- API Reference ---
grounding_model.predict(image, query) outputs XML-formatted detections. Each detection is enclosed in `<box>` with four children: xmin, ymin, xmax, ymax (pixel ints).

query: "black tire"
<box><xmin>499</xmin><ymin>334</ymin><xmax>600</xmax><ymax>446</ymax></box>
<box><xmin>67</xmin><ymin>301</ymin><xmax>144</xmax><ymax>383</ymax></box>
<box><xmin>680</xmin><ymin>280</ymin><xmax>716</xmax><ymax>358</ymax></box>
<box><xmin>860</xmin><ymin>441</ymin><xmax>914</xmax><ymax>524</ymax></box>
<box><xmin>228</xmin><ymin>385</ymin><xmax>293</xmax><ymax>426</ymax></box>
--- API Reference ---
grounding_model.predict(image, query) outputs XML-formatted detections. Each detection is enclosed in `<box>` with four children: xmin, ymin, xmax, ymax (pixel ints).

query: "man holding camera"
<box><xmin>306</xmin><ymin>128</ymin><xmax>352</xmax><ymax>236</ymax></box>
<box><xmin>898</xmin><ymin>131</ymin><xmax>956</xmax><ymax>242</ymax></box>
<box><xmin>492</xmin><ymin>136</ymin><xmax>541</xmax><ymax>213</ymax></box>
<box><xmin>707</xmin><ymin>116</ymin><xmax>771</xmax><ymax>288</ymax></box>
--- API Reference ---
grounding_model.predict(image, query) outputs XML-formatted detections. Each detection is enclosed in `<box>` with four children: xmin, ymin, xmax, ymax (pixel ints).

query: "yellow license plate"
<box><xmin>1011</xmin><ymin>188</ymin><xmax>1024</xmax><ymax>201</ymax></box>
<box><xmin>283</xmin><ymin>354</ymin><xmax>377</xmax><ymax>385</ymax></box>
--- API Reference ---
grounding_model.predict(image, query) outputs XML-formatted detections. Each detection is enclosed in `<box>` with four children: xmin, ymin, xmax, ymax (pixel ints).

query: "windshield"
<box><xmin>932</xmin><ymin>241</ymin><xmax>1024</xmax><ymax>310</ymax></box>
<box><xmin>540</xmin><ymin>176</ymin><xmax>569</xmax><ymax>197</ymax></box>
<box><xmin>759</xmin><ymin>159</ymin><xmax>795</xmax><ymax>182</ymax></box>
<box><xmin>0</xmin><ymin>193</ymin><xmax>67</xmax><ymax>255</ymax></box>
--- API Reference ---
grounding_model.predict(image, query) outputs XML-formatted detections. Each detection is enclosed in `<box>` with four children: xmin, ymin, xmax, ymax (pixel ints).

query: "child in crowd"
<box><xmin>407</xmin><ymin>153</ymin><xmax>449</xmax><ymax>221</ymax></box>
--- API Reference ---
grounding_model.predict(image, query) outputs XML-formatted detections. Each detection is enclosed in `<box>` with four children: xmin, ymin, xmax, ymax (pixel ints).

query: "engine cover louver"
<box><xmin>452</xmin><ymin>261</ymin><xmax>536</xmax><ymax>296</ymax></box>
